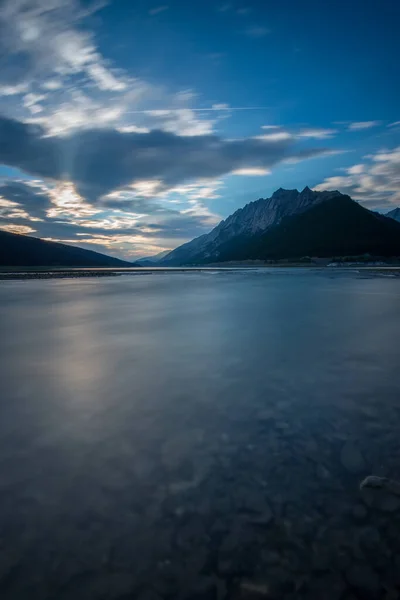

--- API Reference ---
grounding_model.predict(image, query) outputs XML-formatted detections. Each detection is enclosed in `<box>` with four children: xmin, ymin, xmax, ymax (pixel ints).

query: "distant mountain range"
<box><xmin>2</xmin><ymin>191</ymin><xmax>400</xmax><ymax>268</ymax></box>
<box><xmin>138</xmin><ymin>250</ymin><xmax>171</xmax><ymax>265</ymax></box>
<box><xmin>0</xmin><ymin>230</ymin><xmax>134</xmax><ymax>267</ymax></box>
<box><xmin>386</xmin><ymin>207</ymin><xmax>400</xmax><ymax>223</ymax></box>
<box><xmin>155</xmin><ymin>188</ymin><xmax>400</xmax><ymax>265</ymax></box>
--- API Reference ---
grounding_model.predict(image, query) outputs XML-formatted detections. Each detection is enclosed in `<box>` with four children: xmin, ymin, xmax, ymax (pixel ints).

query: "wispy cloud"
<box><xmin>124</xmin><ymin>105</ymin><xmax>270</xmax><ymax>113</ymax></box>
<box><xmin>315</xmin><ymin>146</ymin><xmax>400</xmax><ymax>210</ymax></box>
<box><xmin>388</xmin><ymin>121</ymin><xmax>400</xmax><ymax>128</ymax></box>
<box><xmin>149</xmin><ymin>5</ymin><xmax>169</xmax><ymax>16</ymax></box>
<box><xmin>232</xmin><ymin>168</ymin><xmax>270</xmax><ymax>176</ymax></box>
<box><xmin>0</xmin><ymin>223</ymin><xmax>36</xmax><ymax>234</ymax></box>
<box><xmin>244</xmin><ymin>26</ymin><xmax>270</xmax><ymax>38</ymax></box>
<box><xmin>347</xmin><ymin>121</ymin><xmax>381</xmax><ymax>131</ymax></box>
<box><xmin>256</xmin><ymin>132</ymin><xmax>293</xmax><ymax>141</ymax></box>
<box><xmin>296</xmin><ymin>128</ymin><xmax>338</xmax><ymax>139</ymax></box>
<box><xmin>0</xmin><ymin>0</ymin><xmax>127</xmax><ymax>94</ymax></box>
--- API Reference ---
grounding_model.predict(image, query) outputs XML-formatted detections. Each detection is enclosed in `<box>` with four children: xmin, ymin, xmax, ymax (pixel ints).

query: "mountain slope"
<box><xmin>195</xmin><ymin>195</ymin><xmax>400</xmax><ymax>262</ymax></box>
<box><xmin>386</xmin><ymin>207</ymin><xmax>400</xmax><ymax>223</ymax></box>
<box><xmin>161</xmin><ymin>189</ymin><xmax>400</xmax><ymax>265</ymax></box>
<box><xmin>161</xmin><ymin>187</ymin><xmax>343</xmax><ymax>265</ymax></box>
<box><xmin>138</xmin><ymin>250</ymin><xmax>171</xmax><ymax>265</ymax></box>
<box><xmin>0</xmin><ymin>230</ymin><xmax>134</xmax><ymax>267</ymax></box>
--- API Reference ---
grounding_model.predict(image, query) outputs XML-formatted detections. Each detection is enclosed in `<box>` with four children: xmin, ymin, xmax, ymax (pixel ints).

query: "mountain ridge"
<box><xmin>161</xmin><ymin>187</ymin><xmax>344</xmax><ymax>265</ymax></box>
<box><xmin>159</xmin><ymin>188</ymin><xmax>400</xmax><ymax>265</ymax></box>
<box><xmin>386</xmin><ymin>207</ymin><xmax>400</xmax><ymax>223</ymax></box>
<box><xmin>0</xmin><ymin>229</ymin><xmax>135</xmax><ymax>267</ymax></box>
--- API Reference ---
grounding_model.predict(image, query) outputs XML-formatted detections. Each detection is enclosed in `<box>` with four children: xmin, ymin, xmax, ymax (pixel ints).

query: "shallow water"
<box><xmin>0</xmin><ymin>269</ymin><xmax>400</xmax><ymax>599</ymax></box>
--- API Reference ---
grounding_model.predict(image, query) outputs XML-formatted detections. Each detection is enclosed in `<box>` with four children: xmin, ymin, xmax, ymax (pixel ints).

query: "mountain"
<box><xmin>386</xmin><ymin>207</ymin><xmax>400</xmax><ymax>223</ymax></box>
<box><xmin>138</xmin><ymin>249</ymin><xmax>171</xmax><ymax>265</ymax></box>
<box><xmin>0</xmin><ymin>230</ymin><xmax>135</xmax><ymax>267</ymax></box>
<box><xmin>160</xmin><ymin>188</ymin><xmax>400</xmax><ymax>265</ymax></box>
<box><xmin>211</xmin><ymin>195</ymin><xmax>400</xmax><ymax>262</ymax></box>
<box><xmin>161</xmin><ymin>187</ymin><xmax>343</xmax><ymax>265</ymax></box>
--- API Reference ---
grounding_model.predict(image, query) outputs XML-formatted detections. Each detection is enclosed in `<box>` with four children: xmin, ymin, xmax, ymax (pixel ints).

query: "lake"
<box><xmin>0</xmin><ymin>268</ymin><xmax>400</xmax><ymax>599</ymax></box>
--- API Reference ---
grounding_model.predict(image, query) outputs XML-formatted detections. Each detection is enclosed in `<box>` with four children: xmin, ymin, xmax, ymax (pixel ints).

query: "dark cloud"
<box><xmin>0</xmin><ymin>114</ymin><xmax>328</xmax><ymax>202</ymax></box>
<box><xmin>0</xmin><ymin>180</ymin><xmax>51</xmax><ymax>218</ymax></box>
<box><xmin>0</xmin><ymin>117</ymin><xmax>60</xmax><ymax>178</ymax></box>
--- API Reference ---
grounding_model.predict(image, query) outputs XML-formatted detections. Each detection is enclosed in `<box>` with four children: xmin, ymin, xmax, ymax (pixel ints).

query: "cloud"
<box><xmin>149</xmin><ymin>6</ymin><xmax>169</xmax><ymax>15</ymax></box>
<box><xmin>257</xmin><ymin>126</ymin><xmax>337</xmax><ymax>140</ymax></box>
<box><xmin>0</xmin><ymin>0</ymin><xmax>126</xmax><ymax>94</ymax></box>
<box><xmin>41</xmin><ymin>79</ymin><xmax>63</xmax><ymax>91</ymax></box>
<box><xmin>217</xmin><ymin>4</ymin><xmax>231</xmax><ymax>13</ymax></box>
<box><xmin>30</xmin><ymin>89</ymin><xmax>128</xmax><ymax>135</ymax></box>
<box><xmin>0</xmin><ymin>114</ymin><xmax>330</xmax><ymax>204</ymax></box>
<box><xmin>0</xmin><ymin>176</ymin><xmax>223</xmax><ymax>258</ymax></box>
<box><xmin>388</xmin><ymin>121</ymin><xmax>400</xmax><ymax>128</ymax></box>
<box><xmin>41</xmin><ymin>232</ymin><xmax>172</xmax><ymax>258</ymax></box>
<box><xmin>0</xmin><ymin>197</ymin><xmax>39</xmax><ymax>222</ymax></box>
<box><xmin>0</xmin><ymin>0</ymin><xmax>227</xmax><ymax>140</ymax></box>
<box><xmin>211</xmin><ymin>103</ymin><xmax>230</xmax><ymax>110</ymax></box>
<box><xmin>297</xmin><ymin>128</ymin><xmax>337</xmax><ymax>139</ymax></box>
<box><xmin>256</xmin><ymin>132</ymin><xmax>293</xmax><ymax>142</ymax></box>
<box><xmin>0</xmin><ymin>180</ymin><xmax>52</xmax><ymax>219</ymax></box>
<box><xmin>232</xmin><ymin>168</ymin><xmax>270</xmax><ymax>176</ymax></box>
<box><xmin>0</xmin><ymin>223</ymin><xmax>36</xmax><ymax>234</ymax></box>
<box><xmin>315</xmin><ymin>146</ymin><xmax>400</xmax><ymax>210</ymax></box>
<box><xmin>347</xmin><ymin>121</ymin><xmax>381</xmax><ymax>131</ymax></box>
<box><xmin>140</xmin><ymin>108</ymin><xmax>216</xmax><ymax>136</ymax></box>
<box><xmin>0</xmin><ymin>82</ymin><xmax>29</xmax><ymax>96</ymax></box>
<box><xmin>29</xmin><ymin>86</ymin><xmax>224</xmax><ymax>137</ymax></box>
<box><xmin>244</xmin><ymin>26</ymin><xmax>270</xmax><ymax>38</ymax></box>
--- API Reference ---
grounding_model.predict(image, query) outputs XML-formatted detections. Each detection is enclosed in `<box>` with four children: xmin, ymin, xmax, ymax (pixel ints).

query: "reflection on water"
<box><xmin>0</xmin><ymin>269</ymin><xmax>400</xmax><ymax>599</ymax></box>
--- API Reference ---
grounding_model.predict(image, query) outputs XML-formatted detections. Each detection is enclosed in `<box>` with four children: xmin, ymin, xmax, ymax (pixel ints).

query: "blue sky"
<box><xmin>0</xmin><ymin>0</ymin><xmax>399</xmax><ymax>259</ymax></box>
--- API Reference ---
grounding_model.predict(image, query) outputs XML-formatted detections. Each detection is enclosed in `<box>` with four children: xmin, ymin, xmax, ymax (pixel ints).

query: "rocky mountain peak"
<box><xmin>271</xmin><ymin>187</ymin><xmax>298</xmax><ymax>199</ymax></box>
<box><xmin>160</xmin><ymin>186</ymin><xmax>345</xmax><ymax>265</ymax></box>
<box><xmin>301</xmin><ymin>185</ymin><xmax>312</xmax><ymax>195</ymax></box>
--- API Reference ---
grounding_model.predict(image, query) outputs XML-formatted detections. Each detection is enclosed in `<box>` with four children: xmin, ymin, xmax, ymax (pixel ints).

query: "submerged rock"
<box><xmin>360</xmin><ymin>476</ymin><xmax>400</xmax><ymax>512</ymax></box>
<box><xmin>234</xmin><ymin>487</ymin><xmax>273</xmax><ymax>525</ymax></box>
<box><xmin>360</xmin><ymin>475</ymin><xmax>400</xmax><ymax>495</ymax></box>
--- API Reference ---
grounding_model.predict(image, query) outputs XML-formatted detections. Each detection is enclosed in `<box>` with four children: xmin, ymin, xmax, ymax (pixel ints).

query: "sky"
<box><xmin>0</xmin><ymin>0</ymin><xmax>399</xmax><ymax>260</ymax></box>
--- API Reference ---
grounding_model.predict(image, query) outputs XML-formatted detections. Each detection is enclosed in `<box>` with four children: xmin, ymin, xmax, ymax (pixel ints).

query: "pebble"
<box><xmin>360</xmin><ymin>476</ymin><xmax>400</xmax><ymax>511</ymax></box>
<box><xmin>361</xmin><ymin>476</ymin><xmax>400</xmax><ymax>496</ymax></box>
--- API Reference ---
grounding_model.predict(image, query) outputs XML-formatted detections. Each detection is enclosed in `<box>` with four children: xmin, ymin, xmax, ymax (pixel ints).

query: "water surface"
<box><xmin>0</xmin><ymin>269</ymin><xmax>400</xmax><ymax>599</ymax></box>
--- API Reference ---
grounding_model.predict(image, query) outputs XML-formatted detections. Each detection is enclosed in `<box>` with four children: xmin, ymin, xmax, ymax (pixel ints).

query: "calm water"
<box><xmin>0</xmin><ymin>269</ymin><xmax>400</xmax><ymax>599</ymax></box>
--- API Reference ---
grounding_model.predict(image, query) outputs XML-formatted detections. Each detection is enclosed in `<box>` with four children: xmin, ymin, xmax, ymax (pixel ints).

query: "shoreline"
<box><xmin>1</xmin><ymin>264</ymin><xmax>400</xmax><ymax>280</ymax></box>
